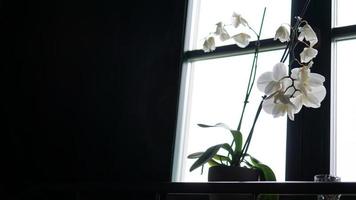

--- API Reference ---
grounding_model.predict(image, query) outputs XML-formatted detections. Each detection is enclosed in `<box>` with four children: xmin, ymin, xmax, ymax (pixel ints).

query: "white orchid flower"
<box><xmin>215</xmin><ymin>22</ymin><xmax>230</xmax><ymax>41</ymax></box>
<box><xmin>203</xmin><ymin>36</ymin><xmax>216</xmax><ymax>52</ymax></box>
<box><xmin>231</xmin><ymin>12</ymin><xmax>248</xmax><ymax>28</ymax></box>
<box><xmin>257</xmin><ymin>62</ymin><xmax>288</xmax><ymax>95</ymax></box>
<box><xmin>306</xmin><ymin>60</ymin><xmax>314</xmax><ymax>69</ymax></box>
<box><xmin>294</xmin><ymin>86</ymin><xmax>326</xmax><ymax>108</ymax></box>
<box><xmin>291</xmin><ymin>66</ymin><xmax>326</xmax><ymax>108</ymax></box>
<box><xmin>300</xmin><ymin>47</ymin><xmax>318</xmax><ymax>63</ymax></box>
<box><xmin>298</xmin><ymin>23</ymin><xmax>318</xmax><ymax>47</ymax></box>
<box><xmin>262</xmin><ymin>92</ymin><xmax>302</xmax><ymax>121</ymax></box>
<box><xmin>232</xmin><ymin>33</ymin><xmax>251</xmax><ymax>48</ymax></box>
<box><xmin>291</xmin><ymin>65</ymin><xmax>325</xmax><ymax>91</ymax></box>
<box><xmin>219</xmin><ymin>31</ymin><xmax>230</xmax><ymax>41</ymax></box>
<box><xmin>215</xmin><ymin>22</ymin><xmax>224</xmax><ymax>35</ymax></box>
<box><xmin>274</xmin><ymin>24</ymin><xmax>290</xmax><ymax>43</ymax></box>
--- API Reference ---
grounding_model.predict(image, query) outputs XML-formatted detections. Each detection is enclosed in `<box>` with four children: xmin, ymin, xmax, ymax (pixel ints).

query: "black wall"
<box><xmin>1</xmin><ymin>0</ymin><xmax>186</xmax><ymax>195</ymax></box>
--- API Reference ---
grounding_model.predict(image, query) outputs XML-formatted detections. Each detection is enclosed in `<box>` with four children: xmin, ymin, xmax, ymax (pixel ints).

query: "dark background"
<box><xmin>0</xmin><ymin>0</ymin><xmax>335</xmax><ymax>199</ymax></box>
<box><xmin>1</xmin><ymin>0</ymin><xmax>187</xmax><ymax>198</ymax></box>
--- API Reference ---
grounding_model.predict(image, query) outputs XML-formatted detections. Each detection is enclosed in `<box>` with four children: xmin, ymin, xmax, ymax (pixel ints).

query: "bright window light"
<box><xmin>175</xmin><ymin>50</ymin><xmax>287</xmax><ymax>182</ymax></box>
<box><xmin>189</xmin><ymin>0</ymin><xmax>291</xmax><ymax>50</ymax></box>
<box><xmin>335</xmin><ymin>39</ymin><xmax>356</xmax><ymax>181</ymax></box>
<box><xmin>334</xmin><ymin>0</ymin><xmax>356</xmax><ymax>27</ymax></box>
<box><xmin>173</xmin><ymin>0</ymin><xmax>291</xmax><ymax>182</ymax></box>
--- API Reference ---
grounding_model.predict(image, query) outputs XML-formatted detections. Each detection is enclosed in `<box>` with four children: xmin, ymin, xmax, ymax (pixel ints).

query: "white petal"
<box><xmin>313</xmin><ymin>85</ymin><xmax>327</xmax><ymax>102</ymax></box>
<box><xmin>300</xmin><ymin>67</ymin><xmax>310</xmax><ymax>83</ymax></box>
<box><xmin>303</xmin><ymin>24</ymin><xmax>318</xmax><ymax>47</ymax></box>
<box><xmin>287</xmin><ymin>100</ymin><xmax>300</xmax><ymax>120</ymax></box>
<box><xmin>278</xmin><ymin>94</ymin><xmax>292</xmax><ymax>104</ymax></box>
<box><xmin>291</xmin><ymin>94</ymin><xmax>303</xmax><ymax>114</ymax></box>
<box><xmin>214</xmin><ymin>22</ymin><xmax>230</xmax><ymax>42</ymax></box>
<box><xmin>203</xmin><ymin>37</ymin><xmax>216</xmax><ymax>52</ymax></box>
<box><xmin>264</xmin><ymin>81</ymin><xmax>281</xmax><ymax>95</ymax></box>
<box><xmin>257</xmin><ymin>72</ymin><xmax>273</xmax><ymax>92</ymax></box>
<box><xmin>298</xmin><ymin>23</ymin><xmax>318</xmax><ymax>47</ymax></box>
<box><xmin>215</xmin><ymin>22</ymin><xmax>224</xmax><ymax>35</ymax></box>
<box><xmin>272</xmin><ymin>104</ymin><xmax>286</xmax><ymax>118</ymax></box>
<box><xmin>263</xmin><ymin>95</ymin><xmax>297</xmax><ymax>119</ymax></box>
<box><xmin>292</xmin><ymin>80</ymin><xmax>303</xmax><ymax>92</ymax></box>
<box><xmin>303</xmin><ymin>93</ymin><xmax>321</xmax><ymax>108</ymax></box>
<box><xmin>219</xmin><ymin>30</ymin><xmax>230</xmax><ymax>41</ymax></box>
<box><xmin>274</xmin><ymin>25</ymin><xmax>290</xmax><ymax>43</ymax></box>
<box><xmin>232</xmin><ymin>33</ymin><xmax>251</xmax><ymax>48</ymax></box>
<box><xmin>303</xmin><ymin>86</ymin><xmax>326</xmax><ymax>108</ymax></box>
<box><xmin>283</xmin><ymin>79</ymin><xmax>295</xmax><ymax>96</ymax></box>
<box><xmin>272</xmin><ymin>62</ymin><xmax>288</xmax><ymax>80</ymax></box>
<box><xmin>231</xmin><ymin>12</ymin><xmax>248</xmax><ymax>28</ymax></box>
<box><xmin>308</xmin><ymin>73</ymin><xmax>325</xmax><ymax>86</ymax></box>
<box><xmin>287</xmin><ymin>109</ymin><xmax>295</xmax><ymax>121</ymax></box>
<box><xmin>262</xmin><ymin>97</ymin><xmax>275</xmax><ymax>114</ymax></box>
<box><xmin>291</xmin><ymin>67</ymin><xmax>301</xmax><ymax>79</ymax></box>
<box><xmin>307</xmin><ymin>61</ymin><xmax>314</xmax><ymax>69</ymax></box>
<box><xmin>215</xmin><ymin>123</ymin><xmax>232</xmax><ymax>130</ymax></box>
<box><xmin>300</xmin><ymin>47</ymin><xmax>318</xmax><ymax>63</ymax></box>
<box><xmin>298</xmin><ymin>31</ymin><xmax>305</xmax><ymax>42</ymax></box>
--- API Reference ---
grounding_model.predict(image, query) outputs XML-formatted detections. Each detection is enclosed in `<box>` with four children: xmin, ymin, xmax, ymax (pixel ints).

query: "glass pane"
<box><xmin>187</xmin><ymin>0</ymin><xmax>291</xmax><ymax>50</ymax></box>
<box><xmin>335</xmin><ymin>0</ymin><xmax>356</xmax><ymax>27</ymax></box>
<box><xmin>180</xmin><ymin>50</ymin><xmax>286</xmax><ymax>182</ymax></box>
<box><xmin>336</xmin><ymin>39</ymin><xmax>356</xmax><ymax>181</ymax></box>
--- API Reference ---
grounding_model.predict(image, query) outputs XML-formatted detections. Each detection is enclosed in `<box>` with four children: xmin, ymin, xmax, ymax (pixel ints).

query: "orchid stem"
<box><xmin>239</xmin><ymin>97</ymin><xmax>265</xmax><ymax>163</ymax></box>
<box><xmin>233</xmin><ymin>8</ymin><xmax>266</xmax><ymax>166</ymax></box>
<box><xmin>236</xmin><ymin>7</ymin><xmax>266</xmax><ymax>132</ymax></box>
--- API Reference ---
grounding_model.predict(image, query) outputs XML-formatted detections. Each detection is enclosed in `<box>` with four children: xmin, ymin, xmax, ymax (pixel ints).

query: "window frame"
<box><xmin>287</xmin><ymin>0</ymin><xmax>356</xmax><ymax>181</ymax></box>
<box><xmin>173</xmin><ymin>0</ymin><xmax>356</xmax><ymax>181</ymax></box>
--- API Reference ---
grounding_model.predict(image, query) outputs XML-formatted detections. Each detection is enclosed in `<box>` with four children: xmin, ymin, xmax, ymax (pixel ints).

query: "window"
<box><xmin>173</xmin><ymin>0</ymin><xmax>291</xmax><ymax>182</ymax></box>
<box><xmin>177</xmin><ymin>51</ymin><xmax>288</xmax><ymax>182</ymax></box>
<box><xmin>334</xmin><ymin>0</ymin><xmax>356</xmax><ymax>27</ymax></box>
<box><xmin>332</xmin><ymin>0</ymin><xmax>356</xmax><ymax>181</ymax></box>
<box><xmin>173</xmin><ymin>0</ymin><xmax>356</xmax><ymax>182</ymax></box>
<box><xmin>334</xmin><ymin>39</ymin><xmax>356</xmax><ymax>181</ymax></box>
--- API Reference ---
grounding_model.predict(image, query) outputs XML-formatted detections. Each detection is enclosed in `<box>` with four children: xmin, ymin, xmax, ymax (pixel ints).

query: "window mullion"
<box><xmin>286</xmin><ymin>0</ymin><xmax>332</xmax><ymax>181</ymax></box>
<box><xmin>332</xmin><ymin>25</ymin><xmax>356</xmax><ymax>41</ymax></box>
<box><xmin>184</xmin><ymin>38</ymin><xmax>286</xmax><ymax>62</ymax></box>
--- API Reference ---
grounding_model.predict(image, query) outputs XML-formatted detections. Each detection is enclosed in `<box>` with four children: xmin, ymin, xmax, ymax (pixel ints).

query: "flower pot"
<box><xmin>208</xmin><ymin>166</ymin><xmax>259</xmax><ymax>200</ymax></box>
<box><xmin>208</xmin><ymin>166</ymin><xmax>260</xmax><ymax>181</ymax></box>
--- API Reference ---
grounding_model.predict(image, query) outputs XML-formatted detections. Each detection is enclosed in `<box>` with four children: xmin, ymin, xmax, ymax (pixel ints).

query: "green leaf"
<box><xmin>247</xmin><ymin>155</ymin><xmax>276</xmax><ymax>181</ymax></box>
<box><xmin>195</xmin><ymin>123</ymin><xmax>245</xmax><ymax>167</ymax></box>
<box><xmin>249</xmin><ymin>155</ymin><xmax>261</xmax><ymax>165</ymax></box>
<box><xmin>213</xmin><ymin>154</ymin><xmax>231</xmax><ymax>162</ymax></box>
<box><xmin>208</xmin><ymin>159</ymin><xmax>220</xmax><ymax>167</ymax></box>
<box><xmin>221</xmin><ymin>143</ymin><xmax>234</xmax><ymax>156</ymax></box>
<box><xmin>197</xmin><ymin>123</ymin><xmax>214</xmax><ymax>128</ymax></box>
<box><xmin>212</xmin><ymin>154</ymin><xmax>232</xmax><ymax>165</ymax></box>
<box><xmin>196</xmin><ymin>123</ymin><xmax>241</xmax><ymax>153</ymax></box>
<box><xmin>249</xmin><ymin>156</ymin><xmax>278</xmax><ymax>200</ymax></box>
<box><xmin>187</xmin><ymin>152</ymin><xmax>204</xmax><ymax>159</ymax></box>
<box><xmin>197</xmin><ymin>123</ymin><xmax>231</xmax><ymax>129</ymax></box>
<box><xmin>231</xmin><ymin>130</ymin><xmax>243</xmax><ymax>153</ymax></box>
<box><xmin>189</xmin><ymin>144</ymin><xmax>226</xmax><ymax>172</ymax></box>
<box><xmin>255</xmin><ymin>163</ymin><xmax>276</xmax><ymax>181</ymax></box>
<box><xmin>242</xmin><ymin>160</ymin><xmax>253</xmax><ymax>168</ymax></box>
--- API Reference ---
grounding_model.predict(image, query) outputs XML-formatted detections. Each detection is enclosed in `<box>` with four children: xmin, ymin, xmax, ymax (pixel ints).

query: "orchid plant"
<box><xmin>188</xmin><ymin>7</ymin><xmax>326</xmax><ymax>181</ymax></box>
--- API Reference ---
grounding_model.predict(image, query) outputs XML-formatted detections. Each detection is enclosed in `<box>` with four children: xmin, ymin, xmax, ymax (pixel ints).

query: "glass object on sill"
<box><xmin>314</xmin><ymin>174</ymin><xmax>341</xmax><ymax>200</ymax></box>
